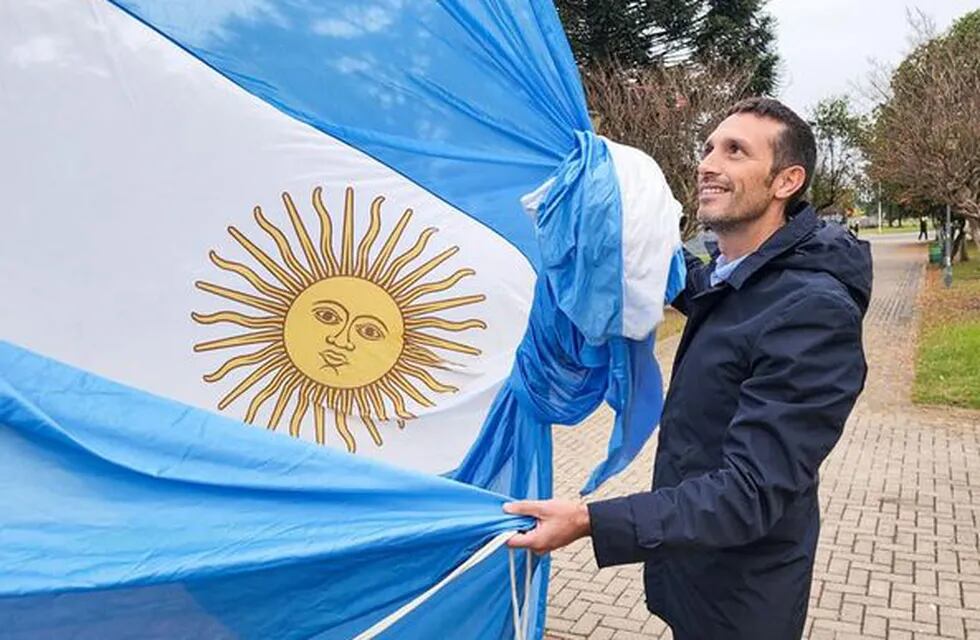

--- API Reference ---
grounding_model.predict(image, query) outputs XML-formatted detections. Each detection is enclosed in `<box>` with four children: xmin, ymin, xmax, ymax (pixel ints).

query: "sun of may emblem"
<box><xmin>192</xmin><ymin>186</ymin><xmax>486</xmax><ymax>452</ymax></box>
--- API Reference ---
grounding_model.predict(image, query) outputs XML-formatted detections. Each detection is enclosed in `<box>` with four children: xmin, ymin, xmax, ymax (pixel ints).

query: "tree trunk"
<box><xmin>952</xmin><ymin>224</ymin><xmax>969</xmax><ymax>262</ymax></box>
<box><xmin>969</xmin><ymin>217</ymin><xmax>980</xmax><ymax>254</ymax></box>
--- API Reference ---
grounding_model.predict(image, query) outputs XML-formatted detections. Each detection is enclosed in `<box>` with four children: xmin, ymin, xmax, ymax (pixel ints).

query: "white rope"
<box><xmin>523</xmin><ymin>547</ymin><xmax>533</xmax><ymax>638</ymax></box>
<box><xmin>507</xmin><ymin>547</ymin><xmax>535</xmax><ymax>640</ymax></box>
<box><xmin>353</xmin><ymin>530</ymin><xmax>521</xmax><ymax>640</ymax></box>
<box><xmin>508</xmin><ymin>549</ymin><xmax>523</xmax><ymax>640</ymax></box>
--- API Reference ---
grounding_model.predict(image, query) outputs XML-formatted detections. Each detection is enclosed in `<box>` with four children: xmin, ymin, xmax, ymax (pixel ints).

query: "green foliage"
<box><xmin>808</xmin><ymin>96</ymin><xmax>866</xmax><ymax>214</ymax></box>
<box><xmin>690</xmin><ymin>0</ymin><xmax>780</xmax><ymax>95</ymax></box>
<box><xmin>811</xmin><ymin>97</ymin><xmax>864</xmax><ymax>149</ymax></box>
<box><xmin>555</xmin><ymin>0</ymin><xmax>780</xmax><ymax>95</ymax></box>
<box><xmin>949</xmin><ymin>9</ymin><xmax>980</xmax><ymax>40</ymax></box>
<box><xmin>555</xmin><ymin>0</ymin><xmax>666</xmax><ymax>68</ymax></box>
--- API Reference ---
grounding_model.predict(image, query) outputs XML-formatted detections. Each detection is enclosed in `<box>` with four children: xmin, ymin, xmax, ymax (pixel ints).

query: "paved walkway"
<box><xmin>545</xmin><ymin>234</ymin><xmax>980</xmax><ymax>640</ymax></box>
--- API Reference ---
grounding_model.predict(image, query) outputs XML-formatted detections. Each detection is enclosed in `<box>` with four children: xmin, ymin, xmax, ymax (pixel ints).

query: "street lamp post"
<box><xmin>944</xmin><ymin>203</ymin><xmax>953</xmax><ymax>288</ymax></box>
<box><xmin>877</xmin><ymin>182</ymin><xmax>883</xmax><ymax>232</ymax></box>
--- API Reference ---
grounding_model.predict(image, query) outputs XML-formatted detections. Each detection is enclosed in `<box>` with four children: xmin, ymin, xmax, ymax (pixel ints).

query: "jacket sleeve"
<box><xmin>670</xmin><ymin>248</ymin><xmax>711</xmax><ymax>316</ymax></box>
<box><xmin>588</xmin><ymin>291</ymin><xmax>866</xmax><ymax>567</ymax></box>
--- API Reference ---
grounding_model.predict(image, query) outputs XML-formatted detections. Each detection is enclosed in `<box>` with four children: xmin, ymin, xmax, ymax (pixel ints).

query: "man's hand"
<box><xmin>503</xmin><ymin>499</ymin><xmax>591</xmax><ymax>554</ymax></box>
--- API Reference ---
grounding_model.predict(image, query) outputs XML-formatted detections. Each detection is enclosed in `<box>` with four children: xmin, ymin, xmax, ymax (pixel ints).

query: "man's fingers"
<box><xmin>506</xmin><ymin>531</ymin><xmax>536</xmax><ymax>549</ymax></box>
<box><xmin>503</xmin><ymin>500</ymin><xmax>544</xmax><ymax>517</ymax></box>
<box><xmin>508</xmin><ymin>531</ymin><xmax>551</xmax><ymax>555</ymax></box>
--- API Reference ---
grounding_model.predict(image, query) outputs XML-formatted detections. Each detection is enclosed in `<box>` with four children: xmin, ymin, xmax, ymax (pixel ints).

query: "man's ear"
<box><xmin>774</xmin><ymin>165</ymin><xmax>806</xmax><ymax>201</ymax></box>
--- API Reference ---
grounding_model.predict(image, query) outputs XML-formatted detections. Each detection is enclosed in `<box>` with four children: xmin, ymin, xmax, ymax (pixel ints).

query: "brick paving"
<box><xmin>545</xmin><ymin>234</ymin><xmax>980</xmax><ymax>639</ymax></box>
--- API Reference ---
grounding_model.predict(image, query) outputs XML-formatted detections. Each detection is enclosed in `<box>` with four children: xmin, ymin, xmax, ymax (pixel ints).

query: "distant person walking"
<box><xmin>919</xmin><ymin>216</ymin><xmax>929</xmax><ymax>241</ymax></box>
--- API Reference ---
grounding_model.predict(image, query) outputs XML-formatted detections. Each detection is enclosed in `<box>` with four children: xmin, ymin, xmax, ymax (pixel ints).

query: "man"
<box><xmin>505</xmin><ymin>97</ymin><xmax>871</xmax><ymax>639</ymax></box>
<box><xmin>919</xmin><ymin>216</ymin><xmax>929</xmax><ymax>241</ymax></box>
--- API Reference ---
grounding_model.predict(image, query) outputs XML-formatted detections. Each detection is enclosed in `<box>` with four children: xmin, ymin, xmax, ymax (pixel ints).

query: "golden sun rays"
<box><xmin>192</xmin><ymin>186</ymin><xmax>486</xmax><ymax>452</ymax></box>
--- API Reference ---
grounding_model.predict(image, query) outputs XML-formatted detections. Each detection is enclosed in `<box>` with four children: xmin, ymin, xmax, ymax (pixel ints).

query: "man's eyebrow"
<box><xmin>709</xmin><ymin>135</ymin><xmax>756</xmax><ymax>154</ymax></box>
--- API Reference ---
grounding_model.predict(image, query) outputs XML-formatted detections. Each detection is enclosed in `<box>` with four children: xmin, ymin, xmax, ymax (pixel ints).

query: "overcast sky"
<box><xmin>767</xmin><ymin>0</ymin><xmax>978</xmax><ymax>116</ymax></box>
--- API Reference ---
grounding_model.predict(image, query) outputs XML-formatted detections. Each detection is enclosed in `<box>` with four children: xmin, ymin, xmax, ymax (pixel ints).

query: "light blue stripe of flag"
<box><xmin>0</xmin><ymin>342</ymin><xmax>533</xmax><ymax>639</ymax></box>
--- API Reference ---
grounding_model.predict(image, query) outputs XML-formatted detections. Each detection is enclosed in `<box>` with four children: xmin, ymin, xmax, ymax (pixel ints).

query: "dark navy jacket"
<box><xmin>588</xmin><ymin>205</ymin><xmax>871</xmax><ymax>639</ymax></box>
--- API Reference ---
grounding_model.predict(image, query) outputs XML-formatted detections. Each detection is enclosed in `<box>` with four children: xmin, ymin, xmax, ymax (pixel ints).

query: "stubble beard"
<box><xmin>697</xmin><ymin>198</ymin><xmax>769</xmax><ymax>233</ymax></box>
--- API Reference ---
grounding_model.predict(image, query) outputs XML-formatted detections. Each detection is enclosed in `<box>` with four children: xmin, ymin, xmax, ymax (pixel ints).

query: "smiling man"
<box><xmin>506</xmin><ymin>98</ymin><xmax>872</xmax><ymax>639</ymax></box>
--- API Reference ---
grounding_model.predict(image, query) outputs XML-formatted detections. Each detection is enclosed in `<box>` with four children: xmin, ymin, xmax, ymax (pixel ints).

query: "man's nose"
<box><xmin>697</xmin><ymin>150</ymin><xmax>719</xmax><ymax>178</ymax></box>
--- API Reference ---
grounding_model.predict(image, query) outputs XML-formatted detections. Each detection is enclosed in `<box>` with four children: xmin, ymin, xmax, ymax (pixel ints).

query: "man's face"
<box><xmin>697</xmin><ymin>113</ymin><xmax>783</xmax><ymax>231</ymax></box>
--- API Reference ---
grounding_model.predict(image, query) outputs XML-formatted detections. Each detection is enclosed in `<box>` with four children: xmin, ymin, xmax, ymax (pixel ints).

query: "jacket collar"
<box><xmin>723</xmin><ymin>203</ymin><xmax>818</xmax><ymax>290</ymax></box>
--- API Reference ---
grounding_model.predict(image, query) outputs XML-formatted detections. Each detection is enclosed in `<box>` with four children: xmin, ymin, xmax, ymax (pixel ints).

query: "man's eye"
<box><xmin>314</xmin><ymin>308</ymin><xmax>341</xmax><ymax>324</ymax></box>
<box><xmin>356</xmin><ymin>323</ymin><xmax>384</xmax><ymax>341</ymax></box>
<box><xmin>728</xmin><ymin>144</ymin><xmax>742</xmax><ymax>155</ymax></box>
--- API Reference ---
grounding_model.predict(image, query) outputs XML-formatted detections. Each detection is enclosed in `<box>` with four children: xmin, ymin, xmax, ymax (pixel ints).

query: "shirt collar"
<box><xmin>709</xmin><ymin>253</ymin><xmax>749</xmax><ymax>287</ymax></box>
<box><xmin>723</xmin><ymin>204</ymin><xmax>818</xmax><ymax>290</ymax></box>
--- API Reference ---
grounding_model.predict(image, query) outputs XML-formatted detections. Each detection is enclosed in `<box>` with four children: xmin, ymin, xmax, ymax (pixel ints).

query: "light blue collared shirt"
<box><xmin>709</xmin><ymin>254</ymin><xmax>748</xmax><ymax>287</ymax></box>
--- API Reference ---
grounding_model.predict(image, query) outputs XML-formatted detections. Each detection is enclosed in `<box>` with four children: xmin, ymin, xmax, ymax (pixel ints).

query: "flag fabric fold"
<box><xmin>0</xmin><ymin>342</ymin><xmax>533</xmax><ymax>639</ymax></box>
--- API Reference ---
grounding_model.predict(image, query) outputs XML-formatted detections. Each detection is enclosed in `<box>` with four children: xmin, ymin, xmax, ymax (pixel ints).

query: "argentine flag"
<box><xmin>0</xmin><ymin>1</ymin><xmax>684</xmax><ymax>638</ymax></box>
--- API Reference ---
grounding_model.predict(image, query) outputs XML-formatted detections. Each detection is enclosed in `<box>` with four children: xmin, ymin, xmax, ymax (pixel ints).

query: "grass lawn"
<box><xmin>657</xmin><ymin>307</ymin><xmax>686</xmax><ymax>340</ymax></box>
<box><xmin>871</xmin><ymin>222</ymin><xmax>921</xmax><ymax>234</ymax></box>
<box><xmin>913</xmin><ymin>258</ymin><xmax>980</xmax><ymax>409</ymax></box>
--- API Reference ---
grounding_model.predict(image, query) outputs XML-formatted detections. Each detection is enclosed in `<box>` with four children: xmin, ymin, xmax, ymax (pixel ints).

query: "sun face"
<box><xmin>284</xmin><ymin>276</ymin><xmax>405</xmax><ymax>389</ymax></box>
<box><xmin>192</xmin><ymin>186</ymin><xmax>486</xmax><ymax>452</ymax></box>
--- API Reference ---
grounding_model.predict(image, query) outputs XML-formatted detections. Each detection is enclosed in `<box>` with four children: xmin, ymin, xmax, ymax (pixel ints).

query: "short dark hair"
<box><xmin>726</xmin><ymin>97</ymin><xmax>816</xmax><ymax>211</ymax></box>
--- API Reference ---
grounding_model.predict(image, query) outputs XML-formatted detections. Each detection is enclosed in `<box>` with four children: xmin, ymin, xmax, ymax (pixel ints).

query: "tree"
<box><xmin>583</xmin><ymin>61</ymin><xmax>753</xmax><ymax>240</ymax></box>
<box><xmin>690</xmin><ymin>0</ymin><xmax>780</xmax><ymax>95</ymax></box>
<box><xmin>866</xmin><ymin>10</ymin><xmax>980</xmax><ymax>258</ymax></box>
<box><xmin>808</xmin><ymin>96</ymin><xmax>865</xmax><ymax>216</ymax></box>
<box><xmin>555</xmin><ymin>0</ymin><xmax>780</xmax><ymax>95</ymax></box>
<box><xmin>555</xmin><ymin>0</ymin><xmax>668</xmax><ymax>68</ymax></box>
